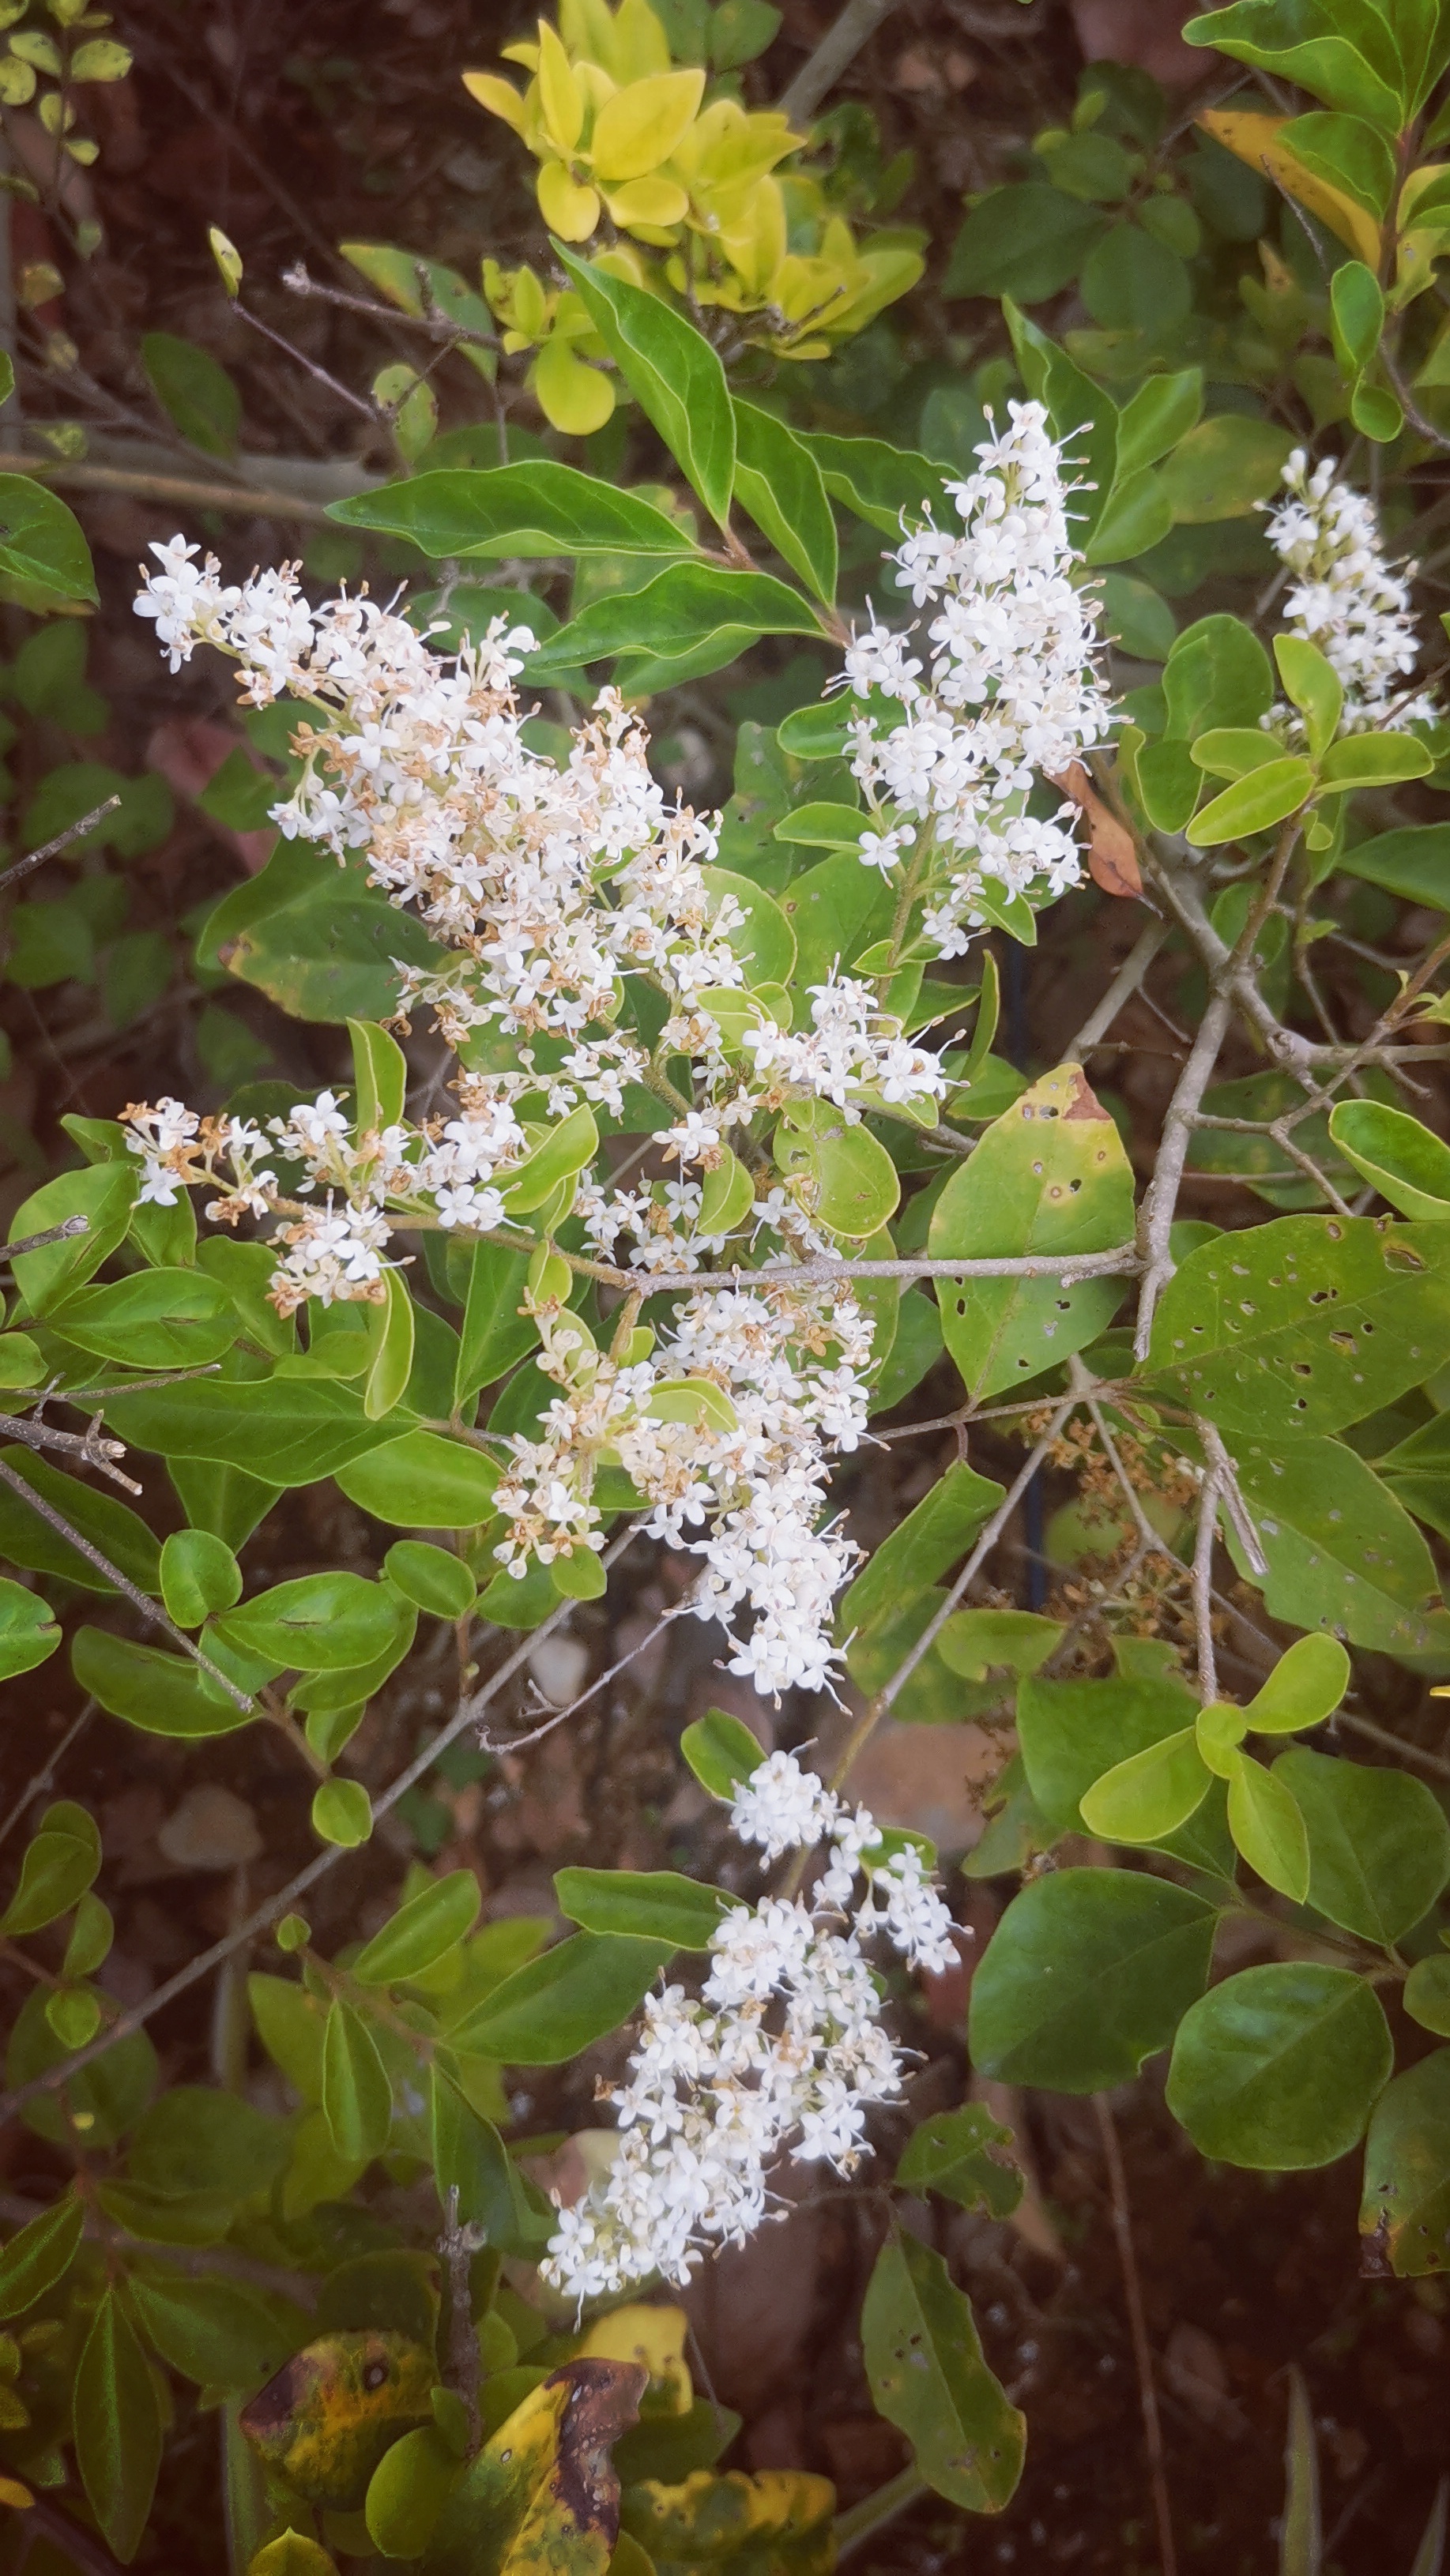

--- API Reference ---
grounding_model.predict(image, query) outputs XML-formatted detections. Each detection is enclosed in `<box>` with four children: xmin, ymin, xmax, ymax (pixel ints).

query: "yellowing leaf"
<box><xmin>537</xmin><ymin>19</ymin><xmax>585</xmax><ymax>153</ymax></box>
<box><xmin>606</xmin><ymin>175</ymin><xmax>689</xmax><ymax>229</ymax></box>
<box><xmin>577</xmin><ymin>2305</ymin><xmax>691</xmax><ymax>2415</ymax></box>
<box><xmin>239</xmin><ymin>2331</ymin><xmax>437</xmax><ymax>2511</ymax></box>
<box><xmin>462</xmin><ymin>70</ymin><xmax>528</xmax><ymax>134</ymax></box>
<box><xmin>590</xmin><ymin>70</ymin><xmax>704</xmax><ymax>185</ymax></box>
<box><xmin>537</xmin><ymin>160</ymin><xmax>601</xmax><ymax>241</ymax></box>
<box><xmin>532</xmin><ymin>333</ymin><xmax>615</xmax><ymax>434</ymax></box>
<box><xmin>1196</xmin><ymin>111</ymin><xmax>1380</xmax><ymax>268</ymax></box>
<box><xmin>424</xmin><ymin>2360</ymin><xmax>646</xmax><ymax>2576</ymax></box>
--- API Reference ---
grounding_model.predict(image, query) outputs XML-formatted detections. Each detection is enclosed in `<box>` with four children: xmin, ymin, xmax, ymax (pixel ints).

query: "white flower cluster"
<box><xmin>542</xmin><ymin>1750</ymin><xmax>956</xmax><ymax>2299</ymax></box>
<box><xmin>839</xmin><ymin>399</ymin><xmax>1115</xmax><ymax>957</ymax></box>
<box><xmin>493</xmin><ymin>1282</ymin><xmax>874</xmax><ymax>1698</ymax></box>
<box><xmin>1266</xmin><ymin>449</ymin><xmax>1436</xmax><ymax>735</ymax></box>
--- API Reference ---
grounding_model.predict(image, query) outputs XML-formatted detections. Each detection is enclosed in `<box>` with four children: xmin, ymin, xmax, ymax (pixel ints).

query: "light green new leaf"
<box><xmin>1167</xmin><ymin>1963</ymin><xmax>1392</xmax><ymax>2169</ymax></box>
<box><xmin>731</xmin><ymin>400</ymin><xmax>837</xmax><ymax>604</ymax></box>
<box><xmin>862</xmin><ymin>2232</ymin><xmax>1024</xmax><ymax>2514</ymax></box>
<box><xmin>680</xmin><ymin>1707</ymin><xmax>765</xmax><ymax>1800</ymax></box>
<box><xmin>1273</xmin><ymin>633</ymin><xmax>1343</xmax><ymax>757</ymax></box>
<box><xmin>968</xmin><ymin>1869</ymin><xmax>1217</xmax><ymax>2090</ymax></box>
<box><xmin>928</xmin><ymin>1063</ymin><xmax>1135</xmax><ymax>1400</ymax></box>
<box><xmin>1245</xmin><ymin>1634</ymin><xmax>1350</xmax><ymax>1732</ymax></box>
<box><xmin>1317</xmin><ymin>732</ymin><xmax>1433</xmax><ymax>791</ymax></box>
<box><xmin>1275</xmin><ymin>1747</ymin><xmax>1450</xmax><ymax>1943</ymax></box>
<box><xmin>336</xmin><ymin>1430</ymin><xmax>501</xmax><ymax>1529</ymax></box>
<box><xmin>322</xmin><ymin>2001</ymin><xmax>393</xmax><ymax>2164</ymax></box>
<box><xmin>329</xmin><ymin>463</ymin><xmax>695</xmax><ymax>558</ymax></box>
<box><xmin>75</xmin><ymin>2288</ymin><xmax>164</xmax><ymax>2563</ymax></box>
<box><xmin>9</xmin><ymin>1160</ymin><xmax>136</xmax><ymax>1314</ymax></box>
<box><xmin>383</xmin><ymin>1541</ymin><xmax>475</xmax><ymax>1619</ymax></box>
<box><xmin>554</xmin><ymin>244</ymin><xmax>735</xmax><ymax>528</ymax></box>
<box><xmin>352</xmin><ymin>1871</ymin><xmax>482</xmax><ymax>1985</ymax></box>
<box><xmin>1079</xmin><ymin>1727</ymin><xmax>1212</xmax><ymax>1845</ymax></box>
<box><xmin>1328</xmin><ymin>1100</ymin><xmax>1450</xmax><ymax>1218</ymax></box>
<box><xmin>1226</xmin><ymin>1751</ymin><xmax>1309</xmax><ymax>1901</ymax></box>
<box><xmin>49</xmin><ymin>1267</ymin><xmax>239</xmax><ymax>1369</ymax></box>
<box><xmin>1185</xmin><ymin>756</ymin><xmax>1313</xmax><ymax>845</ymax></box>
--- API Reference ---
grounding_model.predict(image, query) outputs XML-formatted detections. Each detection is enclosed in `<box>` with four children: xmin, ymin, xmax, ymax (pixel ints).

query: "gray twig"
<box><xmin>1066</xmin><ymin>918</ymin><xmax>1171</xmax><ymax>1059</ymax></box>
<box><xmin>2</xmin><ymin>1214</ymin><xmax>89</xmax><ymax>1262</ymax></box>
<box><xmin>1094</xmin><ymin>2092</ymin><xmax>1177</xmax><ymax>2576</ymax></box>
<box><xmin>777</xmin><ymin>0</ymin><xmax>901</xmax><ymax>122</ymax></box>
<box><xmin>0</xmin><ymin>797</ymin><xmax>121</xmax><ymax>898</ymax></box>
<box><xmin>1132</xmin><ymin>991</ymin><xmax>1232</xmax><ymax>1361</ymax></box>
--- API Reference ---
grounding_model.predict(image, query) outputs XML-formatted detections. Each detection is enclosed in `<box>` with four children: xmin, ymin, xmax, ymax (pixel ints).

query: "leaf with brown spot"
<box><xmin>1050</xmin><ymin>760</ymin><xmax>1143</xmax><ymax>899</ymax></box>
<box><xmin>423</xmin><ymin>2359</ymin><xmax>646</xmax><ymax>2576</ymax></box>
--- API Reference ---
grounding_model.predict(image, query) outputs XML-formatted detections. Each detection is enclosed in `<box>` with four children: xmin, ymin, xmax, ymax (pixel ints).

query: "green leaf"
<box><xmin>1079</xmin><ymin>1727</ymin><xmax>1211</xmax><ymax>1845</ymax></box>
<box><xmin>1328</xmin><ymin>1100</ymin><xmax>1450</xmax><ymax>1218</ymax></box>
<box><xmin>322</xmin><ymin>2001</ymin><xmax>393</xmax><ymax>2162</ymax></box>
<box><xmin>311</xmin><ymin>1781</ymin><xmax>374</xmax><ymax>1848</ymax></box>
<box><xmin>1183</xmin><ymin>3</ymin><xmax>1405</xmax><ymax>130</ymax></box>
<box><xmin>968</xmin><ymin>1868</ymin><xmax>1217</xmax><ymax>2090</ymax></box>
<box><xmin>553</xmin><ymin>1867</ymin><xmax>731</xmax><ymax>1950</ymax></box>
<box><xmin>383</xmin><ymin>1540</ymin><xmax>475</xmax><ymax>1619</ymax></box>
<box><xmin>1019</xmin><ymin>1666</ymin><xmax>1199</xmax><ymax>1829</ymax></box>
<box><xmin>130</xmin><ymin>2085</ymin><xmax>289</xmax><ymax>2200</ymax></box>
<box><xmin>936</xmin><ymin>1606</ymin><xmax>1063</xmax><ymax>1681</ymax></box>
<box><xmin>1162</xmin><ymin>612</ymin><xmax>1275</xmax><ymax>741</ymax></box>
<box><xmin>224</xmin><ymin>871</ymin><xmax>447</xmax><ymax>1026</ymax></box>
<box><xmin>1339</xmin><ymin>825</ymin><xmax>1450</xmax><ymax>909</ymax></box>
<box><xmin>731</xmin><ymin>400</ymin><xmax>836</xmax><ymax>605</ymax></box>
<box><xmin>554</xmin><ymin>243</ymin><xmax>735</xmax><ymax>529</ymax></box>
<box><xmin>352</xmin><ymin>1872</ymin><xmax>482</xmax><ymax>1985</ymax></box>
<box><xmin>928</xmin><ymin>1062</ymin><xmax>1135</xmax><ymax>1401</ymax></box>
<box><xmin>804</xmin><ymin>432</ymin><xmax>950</xmax><ymax>536</ymax></box>
<box><xmin>1275</xmin><ymin>1747</ymin><xmax>1450</xmax><ymax>1942</ymax></box>
<box><xmin>1157</xmin><ymin>416</ymin><xmax>1295</xmax><ymax>523</ymax></box>
<box><xmin>446</xmin><ymin>1931</ymin><xmax>672</xmax><ymax>2063</ymax></box>
<box><xmin>0</xmin><ymin>2191</ymin><xmax>84</xmax><ymax>2318</ymax></box>
<box><xmin>1403</xmin><ymin>1956</ymin><xmax>1450</xmax><ymax>2037</ymax></box>
<box><xmin>1003</xmin><ymin>300</ymin><xmax>1117</xmax><ymax>544</ymax></box>
<box><xmin>454</xmin><ymin>1239</ymin><xmax>537</xmax><ymax>1405</ymax></box>
<box><xmin>0</xmin><ymin>1447</ymin><xmax>161</xmax><ymax>1596</ymax></box>
<box><xmin>247</xmin><ymin>2532</ymin><xmax>339</xmax><ymax>2575</ymax></box>
<box><xmin>1167</xmin><ymin>1962</ymin><xmax>1392</xmax><ymax>2169</ymax></box>
<box><xmin>329</xmin><ymin>462</ymin><xmax>696</xmax><ymax>558</ymax></box>
<box><xmin>430</xmin><ymin>2068</ymin><xmax>551</xmax><ymax>2256</ymax></box>
<box><xmin>1317</xmin><ymin>731</ymin><xmax>1433</xmax><ymax>791</ymax></box>
<box><xmin>1099</xmin><ymin>570</ymin><xmax>1177</xmax><ymax>660</ymax></box>
<box><xmin>1273</xmin><ymin>633</ymin><xmax>1343</xmax><ymax>757</ymax></box>
<box><xmin>1330</xmin><ymin>256</ymin><xmax>1384</xmax><ymax>379</ymax></box>
<box><xmin>0</xmin><ymin>1804</ymin><xmax>100</xmax><ymax>1935</ymax></box>
<box><xmin>894</xmin><ymin>2105</ymin><xmax>1024</xmax><ymax>2219</ymax></box>
<box><xmin>1147</xmin><ymin>1215</ymin><xmax>1450</xmax><ymax>1435</ymax></box>
<box><xmin>1279</xmin><ymin>110</ymin><xmax>1396</xmax><ymax>216</ymax></box>
<box><xmin>943</xmin><ymin>182</ymin><xmax>1109</xmax><ymax>303</ymax></box>
<box><xmin>863</xmin><ymin>2232</ymin><xmax>1024</xmax><ymax>2512</ymax></box>
<box><xmin>333</xmin><ymin>1429</ymin><xmax>500</xmax><ymax>1531</ymax></box>
<box><xmin>1185</xmin><ymin>756</ymin><xmax>1313</xmax><ymax>845</ymax></box>
<box><xmin>160</xmin><ymin>1529</ymin><xmax>242</xmax><ymax>1628</ymax></box>
<box><xmin>770</xmin><ymin>800</ymin><xmax>867</xmax><ymax>849</ymax></box>
<box><xmin>1245</xmin><ymin>1634</ymin><xmax>1350</xmax><ymax>1732</ymax></box>
<box><xmin>702</xmin><ymin>865</ymin><xmax>797</xmax><ymax>982</ymax></box>
<box><xmin>72</xmin><ymin>1628</ymin><xmax>256</xmax><ymax>1739</ymax></box>
<box><xmin>1117</xmin><ymin>367</ymin><xmax>1205</xmax><ymax>473</ymax></box>
<box><xmin>141</xmin><ymin>331</ymin><xmax>241</xmax><ymax>459</ymax></box>
<box><xmin>50</xmin><ymin>1266</ymin><xmax>238</xmax><ymax>1369</ymax></box>
<box><xmin>1218</xmin><ymin>1431</ymin><xmax>1450</xmax><ymax>1659</ymax></box>
<box><xmin>75</xmin><ymin>2288</ymin><xmax>164</xmax><ymax>2563</ymax></box>
<box><xmin>532</xmin><ymin>560</ymin><xmax>819</xmax><ymax>691</ymax></box>
<box><xmin>680</xmin><ymin>1707</ymin><xmax>763</xmax><ymax>1800</ymax></box>
<box><xmin>129</xmin><ymin>2273</ymin><xmax>306</xmax><ymax>2390</ymax></box>
<box><xmin>365</xmin><ymin>2423</ymin><xmax>461</xmax><ymax>2559</ymax></box>
<box><xmin>363</xmin><ymin>1269</ymin><xmax>414</xmax><ymax>1423</ymax></box>
<box><xmin>839</xmin><ymin>1459</ymin><xmax>1004</xmax><ymax>1646</ymax></box>
<box><xmin>778</xmin><ymin>846</ymin><xmax>893</xmax><ymax>990</ymax></box>
<box><xmin>217</xmin><ymin>1572</ymin><xmax>406</xmax><ymax>1672</ymax></box>
<box><xmin>499</xmin><ymin>1102</ymin><xmax>598</xmax><ymax>1214</ymax></box>
<box><xmin>1361</xmin><ymin>2049</ymin><xmax>1450</xmax><ymax>2276</ymax></box>
<box><xmin>9</xmin><ymin>1160</ymin><xmax>136</xmax><ymax>1314</ymax></box>
<box><xmin>1226</xmin><ymin>1750</ymin><xmax>1310</xmax><ymax>1901</ymax></box>
<box><xmin>103</xmin><ymin>1374</ymin><xmax>409</xmax><ymax>1486</ymax></box>
<box><xmin>774</xmin><ymin>1102</ymin><xmax>899</xmax><ymax>1239</ymax></box>
<box><xmin>1081</xmin><ymin>220</ymin><xmax>1191</xmax><ymax>330</ymax></box>
<box><xmin>0</xmin><ymin>1578</ymin><xmax>58</xmax><ymax>1679</ymax></box>
<box><xmin>348</xmin><ymin>1016</ymin><xmax>407</xmax><ymax>1132</ymax></box>
<box><xmin>0</xmin><ymin>473</ymin><xmax>97</xmax><ymax>607</ymax></box>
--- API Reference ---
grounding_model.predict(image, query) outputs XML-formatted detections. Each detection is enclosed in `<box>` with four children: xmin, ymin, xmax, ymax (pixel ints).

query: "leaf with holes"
<box><xmin>1217</xmin><ymin>1431</ymin><xmax>1450</xmax><ymax>1658</ymax></box>
<box><xmin>862</xmin><ymin>2232</ymin><xmax>1024</xmax><ymax>2513</ymax></box>
<box><xmin>1360</xmin><ymin>2048</ymin><xmax>1450</xmax><ymax>2277</ymax></box>
<box><xmin>1147</xmin><ymin>1216</ymin><xmax>1450</xmax><ymax>1435</ymax></box>
<box><xmin>927</xmin><ymin>1065</ymin><xmax>1135</xmax><ymax>1401</ymax></box>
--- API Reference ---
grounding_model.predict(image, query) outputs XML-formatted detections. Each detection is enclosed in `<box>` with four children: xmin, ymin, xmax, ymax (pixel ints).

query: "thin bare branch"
<box><xmin>0</xmin><ymin>452</ymin><xmax>337</xmax><ymax>525</ymax></box>
<box><xmin>0</xmin><ymin>1699</ymin><xmax>94</xmax><ymax>1850</ymax></box>
<box><xmin>0</xmin><ymin>1408</ymin><xmax>141</xmax><ymax>1492</ymax></box>
<box><xmin>1066</xmin><ymin>917</ymin><xmax>1171</xmax><ymax>1059</ymax></box>
<box><xmin>0</xmin><ymin>796</ymin><xmax>121</xmax><ymax>897</ymax></box>
<box><xmin>2</xmin><ymin>1213</ymin><xmax>89</xmax><ymax>1263</ymax></box>
<box><xmin>1133</xmin><ymin>991</ymin><xmax>1231</xmax><ymax>1361</ymax></box>
<box><xmin>1094</xmin><ymin>2092</ymin><xmax>1177</xmax><ymax>2576</ymax></box>
<box><xmin>776</xmin><ymin>0</ymin><xmax>901</xmax><ymax>121</ymax></box>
